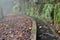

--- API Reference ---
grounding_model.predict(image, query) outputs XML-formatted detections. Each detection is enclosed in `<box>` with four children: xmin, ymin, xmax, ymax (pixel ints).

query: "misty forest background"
<box><xmin>0</xmin><ymin>0</ymin><xmax>60</xmax><ymax>29</ymax></box>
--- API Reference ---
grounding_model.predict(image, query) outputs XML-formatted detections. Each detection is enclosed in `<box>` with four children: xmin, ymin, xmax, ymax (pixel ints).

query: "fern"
<box><xmin>54</xmin><ymin>3</ymin><xmax>60</xmax><ymax>24</ymax></box>
<box><xmin>40</xmin><ymin>4</ymin><xmax>53</xmax><ymax>20</ymax></box>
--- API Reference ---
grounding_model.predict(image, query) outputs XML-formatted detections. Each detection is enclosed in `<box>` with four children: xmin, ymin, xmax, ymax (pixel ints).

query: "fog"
<box><xmin>0</xmin><ymin>0</ymin><xmax>15</xmax><ymax>16</ymax></box>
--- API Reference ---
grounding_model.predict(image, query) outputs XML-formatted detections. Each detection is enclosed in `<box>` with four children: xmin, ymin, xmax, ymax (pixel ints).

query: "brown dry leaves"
<box><xmin>0</xmin><ymin>15</ymin><xmax>32</xmax><ymax>40</ymax></box>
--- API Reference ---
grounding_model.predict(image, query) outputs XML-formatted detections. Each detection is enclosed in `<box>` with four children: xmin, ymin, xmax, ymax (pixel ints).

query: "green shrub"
<box><xmin>24</xmin><ymin>0</ymin><xmax>40</xmax><ymax>19</ymax></box>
